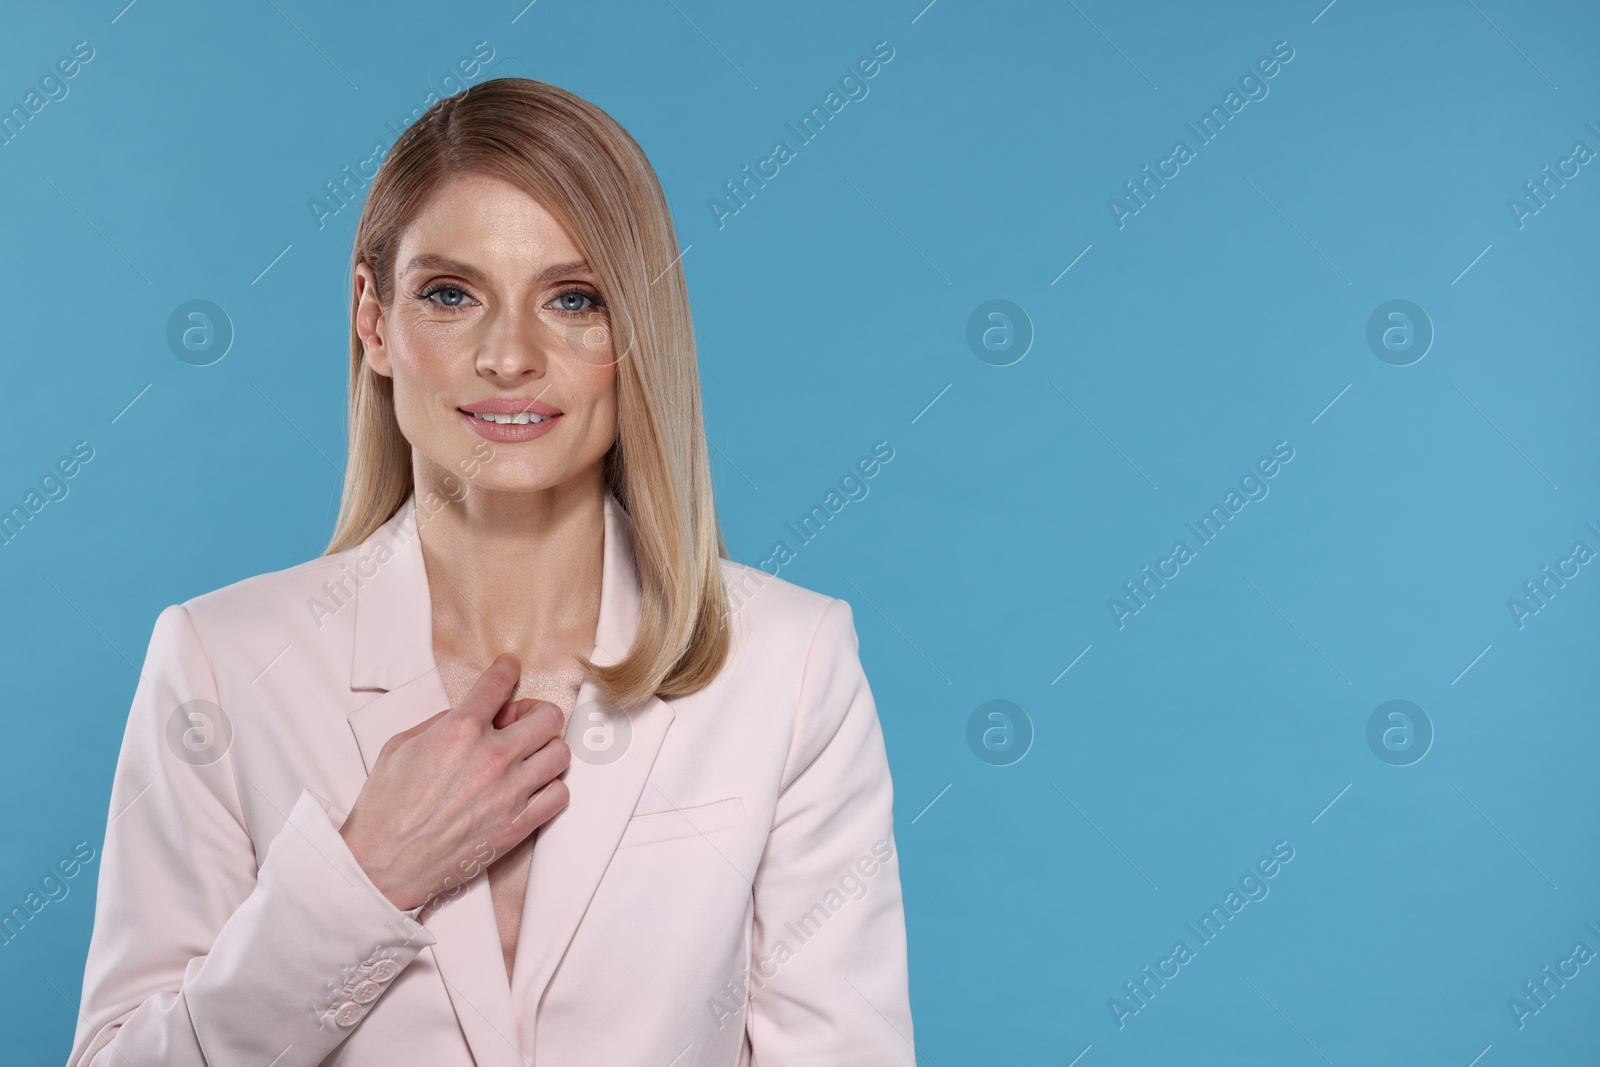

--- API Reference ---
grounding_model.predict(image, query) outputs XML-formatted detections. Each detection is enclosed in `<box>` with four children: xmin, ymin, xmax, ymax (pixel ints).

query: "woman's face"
<box><xmin>356</xmin><ymin>171</ymin><xmax>619</xmax><ymax>498</ymax></box>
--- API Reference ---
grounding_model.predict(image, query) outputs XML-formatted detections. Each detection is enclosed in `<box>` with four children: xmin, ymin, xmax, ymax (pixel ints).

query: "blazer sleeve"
<box><xmin>745</xmin><ymin>597</ymin><xmax>916</xmax><ymax>1066</ymax></box>
<box><xmin>66</xmin><ymin>604</ymin><xmax>438</xmax><ymax>1067</ymax></box>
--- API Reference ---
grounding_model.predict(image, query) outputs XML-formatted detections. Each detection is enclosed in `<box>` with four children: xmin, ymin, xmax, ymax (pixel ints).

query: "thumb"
<box><xmin>456</xmin><ymin>652</ymin><xmax>523</xmax><ymax>724</ymax></box>
<box><xmin>494</xmin><ymin>697</ymin><xmax>535</xmax><ymax>730</ymax></box>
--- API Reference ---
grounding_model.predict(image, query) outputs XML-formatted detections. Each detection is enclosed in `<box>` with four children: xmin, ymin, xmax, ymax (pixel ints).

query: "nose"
<box><xmin>474</xmin><ymin>305</ymin><xmax>557</xmax><ymax>381</ymax></box>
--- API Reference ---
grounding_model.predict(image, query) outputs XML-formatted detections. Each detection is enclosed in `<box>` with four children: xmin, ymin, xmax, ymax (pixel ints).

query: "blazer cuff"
<box><xmin>184</xmin><ymin>789</ymin><xmax>437</xmax><ymax>1062</ymax></box>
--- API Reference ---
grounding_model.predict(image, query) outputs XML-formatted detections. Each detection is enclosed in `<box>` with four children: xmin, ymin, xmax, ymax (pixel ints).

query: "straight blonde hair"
<box><xmin>325</xmin><ymin>77</ymin><xmax>730</xmax><ymax>709</ymax></box>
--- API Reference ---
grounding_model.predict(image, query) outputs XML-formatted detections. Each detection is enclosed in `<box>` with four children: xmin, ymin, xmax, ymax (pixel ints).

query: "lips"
<box><xmin>457</xmin><ymin>406</ymin><xmax>562</xmax><ymax>442</ymax></box>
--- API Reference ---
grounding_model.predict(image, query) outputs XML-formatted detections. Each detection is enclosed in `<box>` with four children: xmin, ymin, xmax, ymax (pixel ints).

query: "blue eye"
<box><xmin>552</xmin><ymin>288</ymin><xmax>606</xmax><ymax>315</ymax></box>
<box><xmin>418</xmin><ymin>283</ymin><xmax>471</xmax><ymax>309</ymax></box>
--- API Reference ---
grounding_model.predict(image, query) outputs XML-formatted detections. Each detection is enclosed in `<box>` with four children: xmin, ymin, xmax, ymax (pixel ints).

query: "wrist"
<box><xmin>338</xmin><ymin>822</ymin><xmax>412</xmax><ymax>910</ymax></box>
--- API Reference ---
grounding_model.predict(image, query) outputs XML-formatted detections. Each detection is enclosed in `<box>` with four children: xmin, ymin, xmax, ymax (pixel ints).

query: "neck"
<box><xmin>412</xmin><ymin>462</ymin><xmax>607</xmax><ymax>666</ymax></box>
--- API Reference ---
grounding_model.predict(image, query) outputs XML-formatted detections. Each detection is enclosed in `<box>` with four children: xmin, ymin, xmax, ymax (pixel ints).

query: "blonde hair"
<box><xmin>325</xmin><ymin>77</ymin><xmax>730</xmax><ymax>708</ymax></box>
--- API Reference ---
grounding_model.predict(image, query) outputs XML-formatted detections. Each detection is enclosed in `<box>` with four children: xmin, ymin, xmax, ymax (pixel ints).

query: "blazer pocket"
<box><xmin>617</xmin><ymin>796</ymin><xmax>746</xmax><ymax>850</ymax></box>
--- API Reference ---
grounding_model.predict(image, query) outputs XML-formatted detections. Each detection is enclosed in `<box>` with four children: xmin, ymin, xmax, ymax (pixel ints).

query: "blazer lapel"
<box><xmin>345</xmin><ymin>490</ymin><xmax>676</xmax><ymax>1065</ymax></box>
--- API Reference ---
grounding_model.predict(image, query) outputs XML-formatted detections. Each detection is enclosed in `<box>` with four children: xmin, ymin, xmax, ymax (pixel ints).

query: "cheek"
<box><xmin>384</xmin><ymin>335</ymin><xmax>463</xmax><ymax>442</ymax></box>
<box><xmin>571</xmin><ymin>322</ymin><xmax>617</xmax><ymax>367</ymax></box>
<box><xmin>580</xmin><ymin>367</ymin><xmax>620</xmax><ymax>443</ymax></box>
<box><xmin>390</xmin><ymin>325</ymin><xmax>456</xmax><ymax>382</ymax></box>
<box><xmin>388</xmin><ymin>329</ymin><xmax>466</xmax><ymax>409</ymax></box>
<box><xmin>570</xmin><ymin>338</ymin><xmax>619</xmax><ymax>397</ymax></box>
<box><xmin>387</xmin><ymin>353</ymin><xmax>436</xmax><ymax>421</ymax></box>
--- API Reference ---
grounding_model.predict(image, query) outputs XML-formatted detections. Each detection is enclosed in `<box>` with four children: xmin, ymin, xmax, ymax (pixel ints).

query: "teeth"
<box><xmin>471</xmin><ymin>411</ymin><xmax>548</xmax><ymax>424</ymax></box>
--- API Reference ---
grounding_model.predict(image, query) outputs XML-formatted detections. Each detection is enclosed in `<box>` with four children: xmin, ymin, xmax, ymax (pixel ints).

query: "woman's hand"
<box><xmin>338</xmin><ymin>653</ymin><xmax>572</xmax><ymax>911</ymax></box>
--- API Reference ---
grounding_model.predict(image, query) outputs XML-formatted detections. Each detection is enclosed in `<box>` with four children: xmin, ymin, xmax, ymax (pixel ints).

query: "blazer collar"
<box><xmin>343</xmin><ymin>488</ymin><xmax>676</xmax><ymax>1067</ymax></box>
<box><xmin>349</xmin><ymin>488</ymin><xmax>643</xmax><ymax>691</ymax></box>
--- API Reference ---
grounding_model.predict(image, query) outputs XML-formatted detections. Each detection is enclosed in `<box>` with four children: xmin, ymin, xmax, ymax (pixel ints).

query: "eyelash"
<box><xmin>413</xmin><ymin>282</ymin><xmax>607</xmax><ymax>317</ymax></box>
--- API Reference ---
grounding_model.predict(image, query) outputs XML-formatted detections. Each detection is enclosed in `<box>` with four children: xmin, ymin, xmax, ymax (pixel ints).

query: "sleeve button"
<box><xmin>350</xmin><ymin>978</ymin><xmax>382</xmax><ymax>1004</ymax></box>
<box><xmin>369</xmin><ymin>959</ymin><xmax>399</xmax><ymax>983</ymax></box>
<box><xmin>333</xmin><ymin>1001</ymin><xmax>364</xmax><ymax>1027</ymax></box>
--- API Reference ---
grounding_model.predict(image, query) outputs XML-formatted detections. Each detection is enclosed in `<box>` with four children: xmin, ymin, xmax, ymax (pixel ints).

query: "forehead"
<box><xmin>397</xmin><ymin>172</ymin><xmax>584</xmax><ymax>270</ymax></box>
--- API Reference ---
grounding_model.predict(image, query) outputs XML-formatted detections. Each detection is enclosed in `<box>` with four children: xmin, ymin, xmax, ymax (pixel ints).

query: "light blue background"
<box><xmin>2</xmin><ymin>1</ymin><xmax>1596</xmax><ymax>1063</ymax></box>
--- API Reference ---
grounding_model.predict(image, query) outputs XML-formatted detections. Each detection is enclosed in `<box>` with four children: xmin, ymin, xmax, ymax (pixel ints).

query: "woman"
<box><xmin>68</xmin><ymin>78</ymin><xmax>913</xmax><ymax>1067</ymax></box>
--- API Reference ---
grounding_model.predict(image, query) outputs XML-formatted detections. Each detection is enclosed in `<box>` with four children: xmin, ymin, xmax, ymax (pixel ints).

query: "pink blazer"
<box><xmin>68</xmin><ymin>491</ymin><xmax>914</xmax><ymax>1066</ymax></box>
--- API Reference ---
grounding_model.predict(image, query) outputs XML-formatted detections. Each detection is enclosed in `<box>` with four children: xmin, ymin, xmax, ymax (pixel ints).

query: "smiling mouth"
<box><xmin>464</xmin><ymin>411</ymin><xmax>552</xmax><ymax>425</ymax></box>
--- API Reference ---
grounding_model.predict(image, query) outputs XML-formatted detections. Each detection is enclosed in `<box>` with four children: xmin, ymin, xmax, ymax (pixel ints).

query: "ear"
<box><xmin>354</xmin><ymin>261</ymin><xmax>392</xmax><ymax>378</ymax></box>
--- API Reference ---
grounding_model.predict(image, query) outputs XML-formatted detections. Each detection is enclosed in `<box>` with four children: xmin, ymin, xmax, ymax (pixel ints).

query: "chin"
<box><xmin>467</xmin><ymin>473</ymin><xmax>562</xmax><ymax>496</ymax></box>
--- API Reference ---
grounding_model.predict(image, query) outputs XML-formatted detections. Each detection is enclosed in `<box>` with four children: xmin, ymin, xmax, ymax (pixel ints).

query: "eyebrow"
<box><xmin>401</xmin><ymin>253</ymin><xmax>595</xmax><ymax>284</ymax></box>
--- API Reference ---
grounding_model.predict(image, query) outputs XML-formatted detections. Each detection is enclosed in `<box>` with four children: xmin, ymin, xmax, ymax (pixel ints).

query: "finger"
<box><xmin>454</xmin><ymin>652</ymin><xmax>523</xmax><ymax>725</ymax></box>
<box><xmin>501</xmin><ymin>700</ymin><xmax>566</xmax><ymax>755</ymax></box>
<box><xmin>509</xmin><ymin>777</ymin><xmax>570</xmax><ymax>837</ymax></box>
<box><xmin>509</xmin><ymin>733</ymin><xmax>571</xmax><ymax>796</ymax></box>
